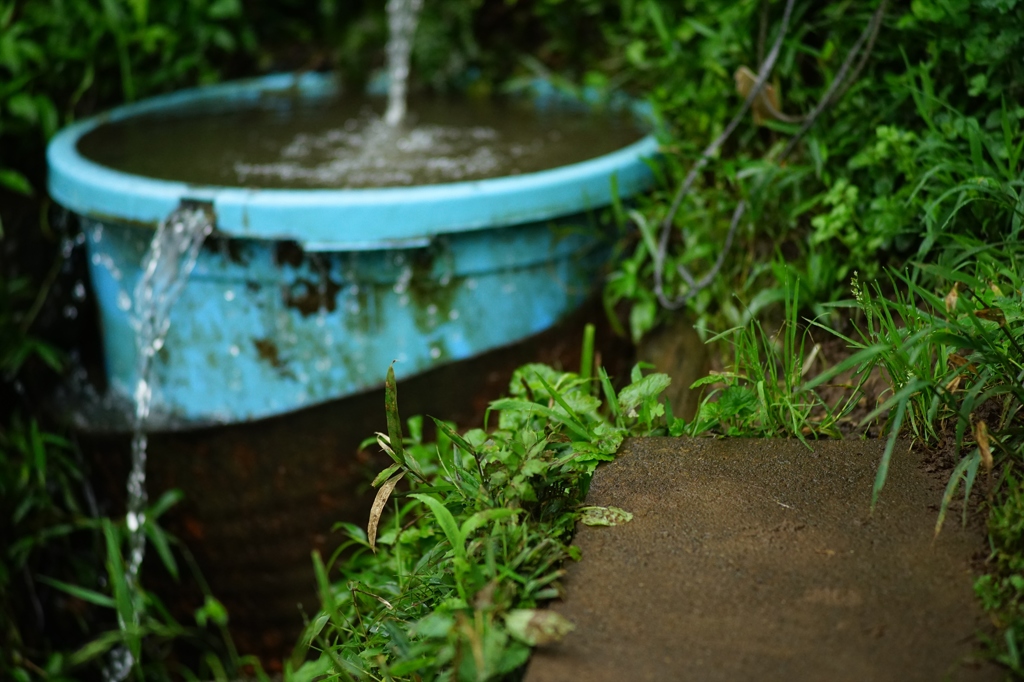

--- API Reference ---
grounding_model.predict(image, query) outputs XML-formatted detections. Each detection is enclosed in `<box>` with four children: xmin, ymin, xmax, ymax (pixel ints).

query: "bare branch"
<box><xmin>661</xmin><ymin>201</ymin><xmax>746</xmax><ymax>310</ymax></box>
<box><xmin>652</xmin><ymin>0</ymin><xmax>797</xmax><ymax>310</ymax></box>
<box><xmin>648</xmin><ymin>0</ymin><xmax>889</xmax><ymax>313</ymax></box>
<box><xmin>779</xmin><ymin>0</ymin><xmax>889</xmax><ymax>162</ymax></box>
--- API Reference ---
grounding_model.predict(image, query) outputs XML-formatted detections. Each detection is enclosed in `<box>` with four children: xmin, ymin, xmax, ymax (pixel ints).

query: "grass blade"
<box><xmin>872</xmin><ymin>396</ymin><xmax>908</xmax><ymax>511</ymax></box>
<box><xmin>36</xmin><ymin>575</ymin><xmax>117</xmax><ymax>608</ymax></box>
<box><xmin>580</xmin><ymin>323</ymin><xmax>595</xmax><ymax>389</ymax></box>
<box><xmin>385</xmin><ymin>363</ymin><xmax>406</xmax><ymax>466</ymax></box>
<box><xmin>935</xmin><ymin>451</ymin><xmax>977</xmax><ymax>536</ymax></box>
<box><xmin>409</xmin><ymin>493</ymin><xmax>465</xmax><ymax>563</ymax></box>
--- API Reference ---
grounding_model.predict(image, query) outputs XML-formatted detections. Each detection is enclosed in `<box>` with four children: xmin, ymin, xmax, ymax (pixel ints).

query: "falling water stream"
<box><xmin>102</xmin><ymin>7</ymin><xmax>419</xmax><ymax>673</ymax></box>
<box><xmin>105</xmin><ymin>205</ymin><xmax>213</xmax><ymax>682</ymax></box>
<box><xmin>385</xmin><ymin>0</ymin><xmax>423</xmax><ymax>126</ymax></box>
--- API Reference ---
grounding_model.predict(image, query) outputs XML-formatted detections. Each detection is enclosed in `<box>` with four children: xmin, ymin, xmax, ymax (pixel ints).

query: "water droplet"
<box><xmin>229</xmin><ymin>345</ymin><xmax>240</xmax><ymax>357</ymax></box>
<box><xmin>63</xmin><ymin>305</ymin><xmax>78</xmax><ymax>319</ymax></box>
<box><xmin>393</xmin><ymin>265</ymin><xmax>412</xmax><ymax>294</ymax></box>
<box><xmin>126</xmin><ymin>511</ymin><xmax>141</xmax><ymax>532</ymax></box>
<box><xmin>92</xmin><ymin>253</ymin><xmax>102</xmax><ymax>265</ymax></box>
<box><xmin>426</xmin><ymin>303</ymin><xmax>438</xmax><ymax>316</ymax></box>
<box><xmin>502</xmin><ymin>282</ymin><xmax>516</xmax><ymax>294</ymax></box>
<box><xmin>430</xmin><ymin>346</ymin><xmax>441</xmax><ymax>359</ymax></box>
<box><xmin>224</xmin><ymin>289</ymin><xmax>235</xmax><ymax>302</ymax></box>
<box><xmin>448</xmin><ymin>309</ymin><xmax>460</xmax><ymax>321</ymax></box>
<box><xmin>466</xmin><ymin>278</ymin><xmax>477</xmax><ymax>290</ymax></box>
<box><xmin>117</xmin><ymin>291</ymin><xmax>132</xmax><ymax>311</ymax></box>
<box><xmin>399</xmin><ymin>294</ymin><xmax>409</xmax><ymax>307</ymax></box>
<box><xmin>316</xmin><ymin>358</ymin><xmax>331</xmax><ymax>371</ymax></box>
<box><xmin>73</xmin><ymin>281</ymin><xmax>87</xmax><ymax>300</ymax></box>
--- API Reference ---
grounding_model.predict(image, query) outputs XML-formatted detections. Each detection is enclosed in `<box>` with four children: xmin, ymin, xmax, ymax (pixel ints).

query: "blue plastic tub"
<box><xmin>47</xmin><ymin>72</ymin><xmax>657</xmax><ymax>426</ymax></box>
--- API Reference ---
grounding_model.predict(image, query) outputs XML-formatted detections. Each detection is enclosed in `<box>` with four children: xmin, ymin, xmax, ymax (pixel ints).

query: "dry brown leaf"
<box><xmin>977</xmin><ymin>421</ymin><xmax>993</xmax><ymax>475</ymax></box>
<box><xmin>944</xmin><ymin>282</ymin><xmax>959</xmax><ymax>314</ymax></box>
<box><xmin>579</xmin><ymin>506</ymin><xmax>634</xmax><ymax>527</ymax></box>
<box><xmin>944</xmin><ymin>374</ymin><xmax>962</xmax><ymax>394</ymax></box>
<box><xmin>947</xmin><ymin>353</ymin><xmax>977</xmax><ymax>374</ymax></box>
<box><xmin>734</xmin><ymin>65</ymin><xmax>785</xmax><ymax>125</ymax></box>
<box><xmin>368</xmin><ymin>471</ymin><xmax>405</xmax><ymax>553</ymax></box>
<box><xmin>504</xmin><ymin>609</ymin><xmax>576</xmax><ymax>646</ymax></box>
<box><xmin>975</xmin><ymin>308</ymin><xmax>1007</xmax><ymax>326</ymax></box>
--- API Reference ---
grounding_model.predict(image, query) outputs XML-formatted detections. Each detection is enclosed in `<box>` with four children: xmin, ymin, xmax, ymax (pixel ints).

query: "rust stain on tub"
<box><xmin>284</xmin><ymin>277</ymin><xmax>341</xmax><ymax>316</ymax></box>
<box><xmin>274</xmin><ymin>241</ymin><xmax>305</xmax><ymax>268</ymax></box>
<box><xmin>253</xmin><ymin>337</ymin><xmax>285</xmax><ymax>368</ymax></box>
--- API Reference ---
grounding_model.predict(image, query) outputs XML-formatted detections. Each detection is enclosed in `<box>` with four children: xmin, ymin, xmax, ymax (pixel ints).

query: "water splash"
<box><xmin>105</xmin><ymin>205</ymin><xmax>213</xmax><ymax>681</ymax></box>
<box><xmin>384</xmin><ymin>0</ymin><xmax>423</xmax><ymax>126</ymax></box>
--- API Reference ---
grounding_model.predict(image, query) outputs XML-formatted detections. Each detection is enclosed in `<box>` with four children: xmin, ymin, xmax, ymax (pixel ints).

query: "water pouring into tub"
<box><xmin>47</xmin><ymin>0</ymin><xmax>657</xmax><ymax>671</ymax></box>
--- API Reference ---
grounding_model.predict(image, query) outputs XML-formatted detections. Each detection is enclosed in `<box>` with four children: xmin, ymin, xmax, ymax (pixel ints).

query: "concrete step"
<box><xmin>526</xmin><ymin>437</ymin><xmax>999</xmax><ymax>682</ymax></box>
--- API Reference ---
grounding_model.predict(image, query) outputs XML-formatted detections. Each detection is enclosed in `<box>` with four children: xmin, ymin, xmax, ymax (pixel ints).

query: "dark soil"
<box><xmin>526</xmin><ymin>437</ymin><xmax>999</xmax><ymax>682</ymax></box>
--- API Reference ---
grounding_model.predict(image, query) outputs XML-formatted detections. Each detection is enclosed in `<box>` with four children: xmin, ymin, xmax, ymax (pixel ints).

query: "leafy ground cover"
<box><xmin>287</xmin><ymin>335</ymin><xmax>671</xmax><ymax>681</ymax></box>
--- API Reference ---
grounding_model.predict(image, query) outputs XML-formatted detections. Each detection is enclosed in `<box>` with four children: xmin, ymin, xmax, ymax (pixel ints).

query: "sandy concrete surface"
<box><xmin>526</xmin><ymin>437</ymin><xmax>999</xmax><ymax>682</ymax></box>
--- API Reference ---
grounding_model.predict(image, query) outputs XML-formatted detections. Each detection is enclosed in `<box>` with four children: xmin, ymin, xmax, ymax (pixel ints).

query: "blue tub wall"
<box><xmin>50</xmin><ymin>71</ymin><xmax>659</xmax><ymax>425</ymax></box>
<box><xmin>84</xmin><ymin>213</ymin><xmax>610</xmax><ymax>424</ymax></box>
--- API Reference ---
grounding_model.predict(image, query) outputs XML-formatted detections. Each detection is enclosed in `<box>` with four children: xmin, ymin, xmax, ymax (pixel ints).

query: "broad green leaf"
<box><xmin>460</xmin><ymin>508</ymin><xmax>519</xmax><ymax>539</ymax></box>
<box><xmin>618</xmin><ymin>373</ymin><xmax>672</xmax><ymax>413</ymax></box>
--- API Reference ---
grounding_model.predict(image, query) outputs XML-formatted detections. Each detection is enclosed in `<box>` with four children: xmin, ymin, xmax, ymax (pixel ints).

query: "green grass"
<box><xmin>288</xmin><ymin>329</ymin><xmax>671</xmax><ymax>681</ymax></box>
<box><xmin>679</xmin><ymin>273</ymin><xmax>866</xmax><ymax>441</ymax></box>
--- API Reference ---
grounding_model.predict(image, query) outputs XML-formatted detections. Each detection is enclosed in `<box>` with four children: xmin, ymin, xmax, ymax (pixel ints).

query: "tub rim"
<box><xmin>47</xmin><ymin>72</ymin><xmax>659</xmax><ymax>251</ymax></box>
